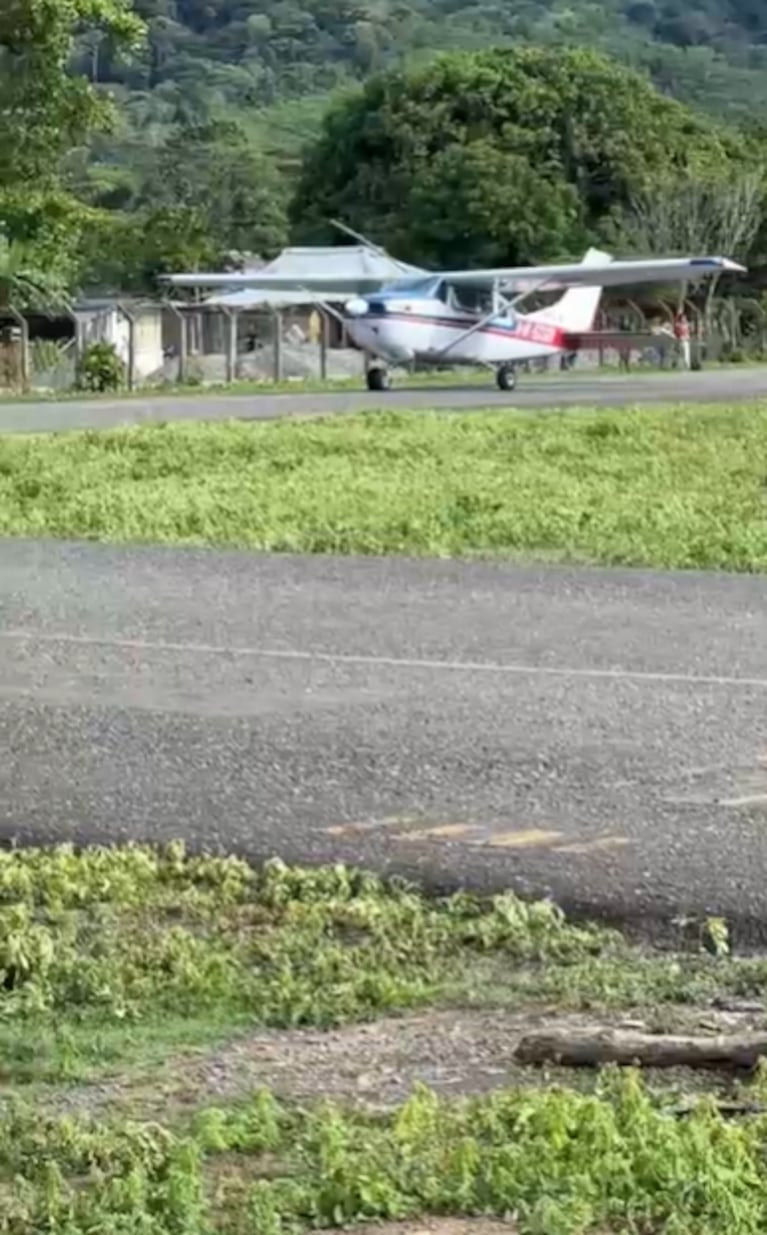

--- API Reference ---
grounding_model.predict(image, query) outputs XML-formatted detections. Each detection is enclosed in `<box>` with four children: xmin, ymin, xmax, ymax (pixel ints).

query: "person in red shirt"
<box><xmin>673</xmin><ymin>310</ymin><xmax>691</xmax><ymax>370</ymax></box>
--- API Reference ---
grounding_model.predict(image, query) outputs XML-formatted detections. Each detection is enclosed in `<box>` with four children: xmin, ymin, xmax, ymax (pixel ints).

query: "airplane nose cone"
<box><xmin>345</xmin><ymin>297</ymin><xmax>368</xmax><ymax>317</ymax></box>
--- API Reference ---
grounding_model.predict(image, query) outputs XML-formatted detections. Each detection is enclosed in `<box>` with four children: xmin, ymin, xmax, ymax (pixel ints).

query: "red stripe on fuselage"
<box><xmin>364</xmin><ymin>311</ymin><xmax>568</xmax><ymax>350</ymax></box>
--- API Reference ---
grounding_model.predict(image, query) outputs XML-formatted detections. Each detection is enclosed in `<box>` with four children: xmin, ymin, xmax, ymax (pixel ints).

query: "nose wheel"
<box><xmin>366</xmin><ymin>364</ymin><xmax>391</xmax><ymax>392</ymax></box>
<box><xmin>496</xmin><ymin>363</ymin><xmax>517</xmax><ymax>392</ymax></box>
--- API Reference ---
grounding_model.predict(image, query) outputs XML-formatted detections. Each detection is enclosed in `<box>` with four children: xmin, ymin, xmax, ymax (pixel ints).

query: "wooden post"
<box><xmin>7</xmin><ymin>306</ymin><xmax>29</xmax><ymax>391</ymax></box>
<box><xmin>164</xmin><ymin>301</ymin><xmax>187</xmax><ymax>383</ymax></box>
<box><xmin>117</xmin><ymin>303</ymin><xmax>137</xmax><ymax>391</ymax></box>
<box><xmin>320</xmin><ymin>309</ymin><xmax>328</xmax><ymax>381</ymax></box>
<box><xmin>273</xmin><ymin>310</ymin><xmax>283</xmax><ymax>382</ymax></box>
<box><xmin>224</xmin><ymin>307</ymin><xmax>238</xmax><ymax>383</ymax></box>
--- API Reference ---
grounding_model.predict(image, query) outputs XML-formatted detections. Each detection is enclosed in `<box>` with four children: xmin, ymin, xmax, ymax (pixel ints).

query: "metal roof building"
<box><xmin>196</xmin><ymin>245</ymin><xmax>424</xmax><ymax>308</ymax></box>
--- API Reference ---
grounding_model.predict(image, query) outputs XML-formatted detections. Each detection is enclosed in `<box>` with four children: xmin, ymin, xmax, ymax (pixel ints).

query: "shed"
<box><xmin>74</xmin><ymin>299</ymin><xmax>165</xmax><ymax>383</ymax></box>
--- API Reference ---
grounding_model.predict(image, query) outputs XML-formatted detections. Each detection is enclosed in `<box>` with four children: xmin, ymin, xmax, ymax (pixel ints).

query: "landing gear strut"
<box><xmin>365</xmin><ymin>364</ymin><xmax>391</xmax><ymax>392</ymax></box>
<box><xmin>496</xmin><ymin>363</ymin><xmax>517</xmax><ymax>392</ymax></box>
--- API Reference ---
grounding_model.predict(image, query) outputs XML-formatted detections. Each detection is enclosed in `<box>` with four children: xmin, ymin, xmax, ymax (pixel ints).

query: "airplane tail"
<box><xmin>526</xmin><ymin>247</ymin><xmax>612</xmax><ymax>333</ymax></box>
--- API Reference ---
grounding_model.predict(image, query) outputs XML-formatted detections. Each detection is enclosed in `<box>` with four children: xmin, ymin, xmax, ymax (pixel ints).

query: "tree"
<box><xmin>136</xmin><ymin>121</ymin><xmax>289</xmax><ymax>259</ymax></box>
<box><xmin>0</xmin><ymin>188</ymin><xmax>99</xmax><ymax>286</ymax></box>
<box><xmin>613</xmin><ymin>168</ymin><xmax>766</xmax><ymax>325</ymax></box>
<box><xmin>0</xmin><ymin>233</ymin><xmax>70</xmax><ymax>310</ymax></box>
<box><xmin>79</xmin><ymin>205</ymin><xmax>217</xmax><ymax>293</ymax></box>
<box><xmin>0</xmin><ymin>0</ymin><xmax>144</xmax><ymax>187</ymax></box>
<box><xmin>0</xmin><ymin>231</ymin><xmax>72</xmax><ymax>390</ymax></box>
<box><xmin>0</xmin><ymin>1</ymin><xmax>144</xmax><ymax>296</ymax></box>
<box><xmin>290</xmin><ymin>46</ymin><xmax>750</xmax><ymax>267</ymax></box>
<box><xmin>617</xmin><ymin>170</ymin><xmax>765</xmax><ymax>261</ymax></box>
<box><xmin>393</xmin><ymin>141</ymin><xmax>587</xmax><ymax>268</ymax></box>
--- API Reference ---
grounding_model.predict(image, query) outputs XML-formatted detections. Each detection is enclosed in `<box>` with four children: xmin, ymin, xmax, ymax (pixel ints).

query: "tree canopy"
<box><xmin>90</xmin><ymin>0</ymin><xmax>767</xmax><ymax>122</ymax></box>
<box><xmin>0</xmin><ymin>0</ymin><xmax>143</xmax><ymax>186</ymax></box>
<box><xmin>0</xmin><ymin>0</ymin><xmax>144</xmax><ymax>286</ymax></box>
<box><xmin>291</xmin><ymin>47</ymin><xmax>752</xmax><ymax>268</ymax></box>
<box><xmin>3</xmin><ymin>0</ymin><xmax>767</xmax><ymax>298</ymax></box>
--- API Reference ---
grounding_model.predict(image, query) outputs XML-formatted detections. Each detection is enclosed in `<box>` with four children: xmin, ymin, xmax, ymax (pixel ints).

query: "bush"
<box><xmin>76</xmin><ymin>341</ymin><xmax>126</xmax><ymax>392</ymax></box>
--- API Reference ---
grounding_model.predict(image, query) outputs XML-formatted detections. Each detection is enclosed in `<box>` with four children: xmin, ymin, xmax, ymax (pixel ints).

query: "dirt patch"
<box><xmin>48</xmin><ymin>1002</ymin><xmax>766</xmax><ymax>1121</ymax></box>
<box><xmin>328</xmin><ymin>1221</ymin><xmax>519</xmax><ymax>1235</ymax></box>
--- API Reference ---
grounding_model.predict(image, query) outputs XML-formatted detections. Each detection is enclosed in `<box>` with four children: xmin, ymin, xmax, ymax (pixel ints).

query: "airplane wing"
<box><xmin>162</xmin><ymin>255</ymin><xmax>744</xmax><ymax>295</ymax></box>
<box><xmin>439</xmin><ymin>256</ymin><xmax>746</xmax><ymax>291</ymax></box>
<box><xmin>162</xmin><ymin>271</ymin><xmax>426</xmax><ymax>293</ymax></box>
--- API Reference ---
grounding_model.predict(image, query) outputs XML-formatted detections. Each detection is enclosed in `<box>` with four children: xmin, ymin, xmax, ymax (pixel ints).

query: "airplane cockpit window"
<box><xmin>445</xmin><ymin>283</ymin><xmax>494</xmax><ymax>314</ymax></box>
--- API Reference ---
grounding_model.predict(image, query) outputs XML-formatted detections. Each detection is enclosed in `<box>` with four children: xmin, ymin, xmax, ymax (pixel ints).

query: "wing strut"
<box><xmin>434</xmin><ymin>279</ymin><xmax>550</xmax><ymax>359</ymax></box>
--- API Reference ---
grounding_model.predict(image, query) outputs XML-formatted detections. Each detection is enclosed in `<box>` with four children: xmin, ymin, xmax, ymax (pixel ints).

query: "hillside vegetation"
<box><xmin>1</xmin><ymin>0</ymin><xmax>767</xmax><ymax>302</ymax></box>
<box><xmin>89</xmin><ymin>0</ymin><xmax>767</xmax><ymax>125</ymax></box>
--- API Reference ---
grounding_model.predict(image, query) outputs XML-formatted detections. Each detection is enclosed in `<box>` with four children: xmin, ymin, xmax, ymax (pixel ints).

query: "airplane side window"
<box><xmin>449</xmin><ymin>285</ymin><xmax>492</xmax><ymax>314</ymax></box>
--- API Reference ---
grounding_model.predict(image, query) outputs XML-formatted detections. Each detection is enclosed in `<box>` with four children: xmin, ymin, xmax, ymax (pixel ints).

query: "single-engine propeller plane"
<box><xmin>165</xmin><ymin>243</ymin><xmax>746</xmax><ymax>392</ymax></box>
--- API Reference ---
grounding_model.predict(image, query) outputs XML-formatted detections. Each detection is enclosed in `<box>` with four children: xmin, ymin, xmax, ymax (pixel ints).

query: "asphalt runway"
<box><xmin>1</xmin><ymin>365</ymin><xmax>766</xmax><ymax>433</ymax></box>
<box><xmin>3</xmin><ymin>540</ymin><xmax>767</xmax><ymax>939</ymax></box>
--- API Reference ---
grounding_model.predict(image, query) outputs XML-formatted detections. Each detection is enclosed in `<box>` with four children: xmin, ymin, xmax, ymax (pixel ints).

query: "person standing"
<box><xmin>673</xmin><ymin>309</ymin><xmax>691</xmax><ymax>370</ymax></box>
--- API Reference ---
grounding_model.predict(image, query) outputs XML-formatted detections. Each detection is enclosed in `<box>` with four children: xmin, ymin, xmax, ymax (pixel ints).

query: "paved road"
<box><xmin>1</xmin><ymin>366</ymin><xmax>766</xmax><ymax>433</ymax></box>
<box><xmin>2</xmin><ymin>540</ymin><xmax>767</xmax><ymax>939</ymax></box>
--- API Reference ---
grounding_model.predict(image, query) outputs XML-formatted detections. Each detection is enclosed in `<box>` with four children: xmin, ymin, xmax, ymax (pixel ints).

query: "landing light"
<box><xmin>345</xmin><ymin>297</ymin><xmax>369</xmax><ymax>316</ymax></box>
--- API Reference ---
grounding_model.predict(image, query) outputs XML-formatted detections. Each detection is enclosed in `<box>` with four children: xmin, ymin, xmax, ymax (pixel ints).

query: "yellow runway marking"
<box><xmin>324</xmin><ymin>814</ymin><xmax>420</xmax><ymax>837</ymax></box>
<box><xmin>484</xmin><ymin>828</ymin><xmax>564</xmax><ymax>849</ymax></box>
<box><xmin>553</xmin><ymin>834</ymin><xmax>630</xmax><ymax>855</ymax></box>
<box><xmin>396</xmin><ymin>823</ymin><xmax>478</xmax><ymax>842</ymax></box>
<box><xmin>324</xmin><ymin>819</ymin><xmax>631</xmax><ymax>857</ymax></box>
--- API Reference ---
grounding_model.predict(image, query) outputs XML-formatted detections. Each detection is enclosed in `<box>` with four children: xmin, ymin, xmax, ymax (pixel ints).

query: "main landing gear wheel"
<box><xmin>496</xmin><ymin>363</ymin><xmax>517</xmax><ymax>392</ymax></box>
<box><xmin>366</xmin><ymin>366</ymin><xmax>391</xmax><ymax>392</ymax></box>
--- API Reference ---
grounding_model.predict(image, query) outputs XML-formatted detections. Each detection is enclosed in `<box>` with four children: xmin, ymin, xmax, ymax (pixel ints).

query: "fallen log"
<box><xmin>514</xmin><ymin>1028</ymin><xmax>767</xmax><ymax>1070</ymax></box>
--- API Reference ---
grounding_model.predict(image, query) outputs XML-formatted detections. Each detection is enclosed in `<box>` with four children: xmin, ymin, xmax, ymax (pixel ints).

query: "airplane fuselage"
<box><xmin>343</xmin><ymin>279</ymin><xmax>570</xmax><ymax>367</ymax></box>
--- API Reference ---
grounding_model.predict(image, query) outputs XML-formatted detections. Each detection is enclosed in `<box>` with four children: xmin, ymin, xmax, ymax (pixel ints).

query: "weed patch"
<box><xmin>0</xmin><ymin>844</ymin><xmax>608</xmax><ymax>1083</ymax></box>
<box><xmin>1</xmin><ymin>844</ymin><xmax>766</xmax><ymax>1231</ymax></box>
<box><xmin>5</xmin><ymin>1074</ymin><xmax>767</xmax><ymax>1232</ymax></box>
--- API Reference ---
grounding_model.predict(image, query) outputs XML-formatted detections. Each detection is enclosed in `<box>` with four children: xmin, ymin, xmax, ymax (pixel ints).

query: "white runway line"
<box><xmin>2</xmin><ymin>628</ymin><xmax>767</xmax><ymax>690</ymax></box>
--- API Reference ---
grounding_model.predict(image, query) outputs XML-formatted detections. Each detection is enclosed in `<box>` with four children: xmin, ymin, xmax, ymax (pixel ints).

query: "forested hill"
<box><xmin>79</xmin><ymin>0</ymin><xmax>767</xmax><ymax>133</ymax></box>
<box><xmin>4</xmin><ymin>0</ymin><xmax>766</xmax><ymax>299</ymax></box>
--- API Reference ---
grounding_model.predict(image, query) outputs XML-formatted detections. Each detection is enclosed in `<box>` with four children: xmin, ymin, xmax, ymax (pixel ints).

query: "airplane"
<box><xmin>164</xmin><ymin>246</ymin><xmax>746</xmax><ymax>393</ymax></box>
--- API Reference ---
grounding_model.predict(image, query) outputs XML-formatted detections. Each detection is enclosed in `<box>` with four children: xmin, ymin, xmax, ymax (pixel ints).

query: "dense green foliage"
<box><xmin>0</xmin><ymin>842</ymin><xmax>603</xmax><ymax>1034</ymax></box>
<box><xmin>2</xmin><ymin>0</ymin><xmax>767</xmax><ymax>296</ymax></box>
<box><xmin>76</xmin><ymin>341</ymin><xmax>126</xmax><ymax>391</ymax></box>
<box><xmin>8</xmin><ymin>1074</ymin><xmax>767</xmax><ymax>1233</ymax></box>
<box><xmin>3</xmin><ymin>402</ymin><xmax>767</xmax><ymax>569</ymax></box>
<box><xmin>0</xmin><ymin>1</ymin><xmax>143</xmax><ymax>285</ymax></box>
<box><xmin>292</xmin><ymin>46</ymin><xmax>752</xmax><ymax>266</ymax></box>
<box><xmin>85</xmin><ymin>0</ymin><xmax>767</xmax><ymax>122</ymax></box>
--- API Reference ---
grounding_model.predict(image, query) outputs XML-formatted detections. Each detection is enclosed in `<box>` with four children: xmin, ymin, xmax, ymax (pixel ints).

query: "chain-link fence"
<box><xmin>1</xmin><ymin>292</ymin><xmax>765</xmax><ymax>395</ymax></box>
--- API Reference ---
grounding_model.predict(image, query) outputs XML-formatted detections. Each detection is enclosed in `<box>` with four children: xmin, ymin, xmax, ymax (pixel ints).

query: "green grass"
<box><xmin>8</xmin><ymin>1073</ymin><xmax>767</xmax><ymax>1234</ymax></box>
<box><xmin>0</xmin><ymin>842</ymin><xmax>761</xmax><ymax>1086</ymax></box>
<box><xmin>1</xmin><ymin>843</ymin><xmax>767</xmax><ymax>1232</ymax></box>
<box><xmin>0</xmin><ymin>843</ymin><xmax>606</xmax><ymax>1086</ymax></box>
<box><xmin>2</xmin><ymin>402</ymin><xmax>767</xmax><ymax>569</ymax></box>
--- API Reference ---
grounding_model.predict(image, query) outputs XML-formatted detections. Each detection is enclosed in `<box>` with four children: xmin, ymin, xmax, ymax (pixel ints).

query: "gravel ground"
<box><xmin>40</xmin><ymin>1004</ymin><xmax>767</xmax><ymax>1121</ymax></box>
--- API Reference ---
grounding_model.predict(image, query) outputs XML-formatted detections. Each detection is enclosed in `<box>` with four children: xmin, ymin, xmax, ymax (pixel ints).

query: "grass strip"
<box><xmin>2</xmin><ymin>404</ymin><xmax>767</xmax><ymax>568</ymax></box>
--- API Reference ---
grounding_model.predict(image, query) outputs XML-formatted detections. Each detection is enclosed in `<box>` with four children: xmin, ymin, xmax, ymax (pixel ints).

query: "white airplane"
<box><xmin>165</xmin><ymin>247</ymin><xmax>745</xmax><ymax>392</ymax></box>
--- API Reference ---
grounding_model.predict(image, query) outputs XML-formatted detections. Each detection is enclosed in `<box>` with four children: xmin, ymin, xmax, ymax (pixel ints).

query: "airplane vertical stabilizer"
<box><xmin>527</xmin><ymin>247</ymin><xmax>612</xmax><ymax>332</ymax></box>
